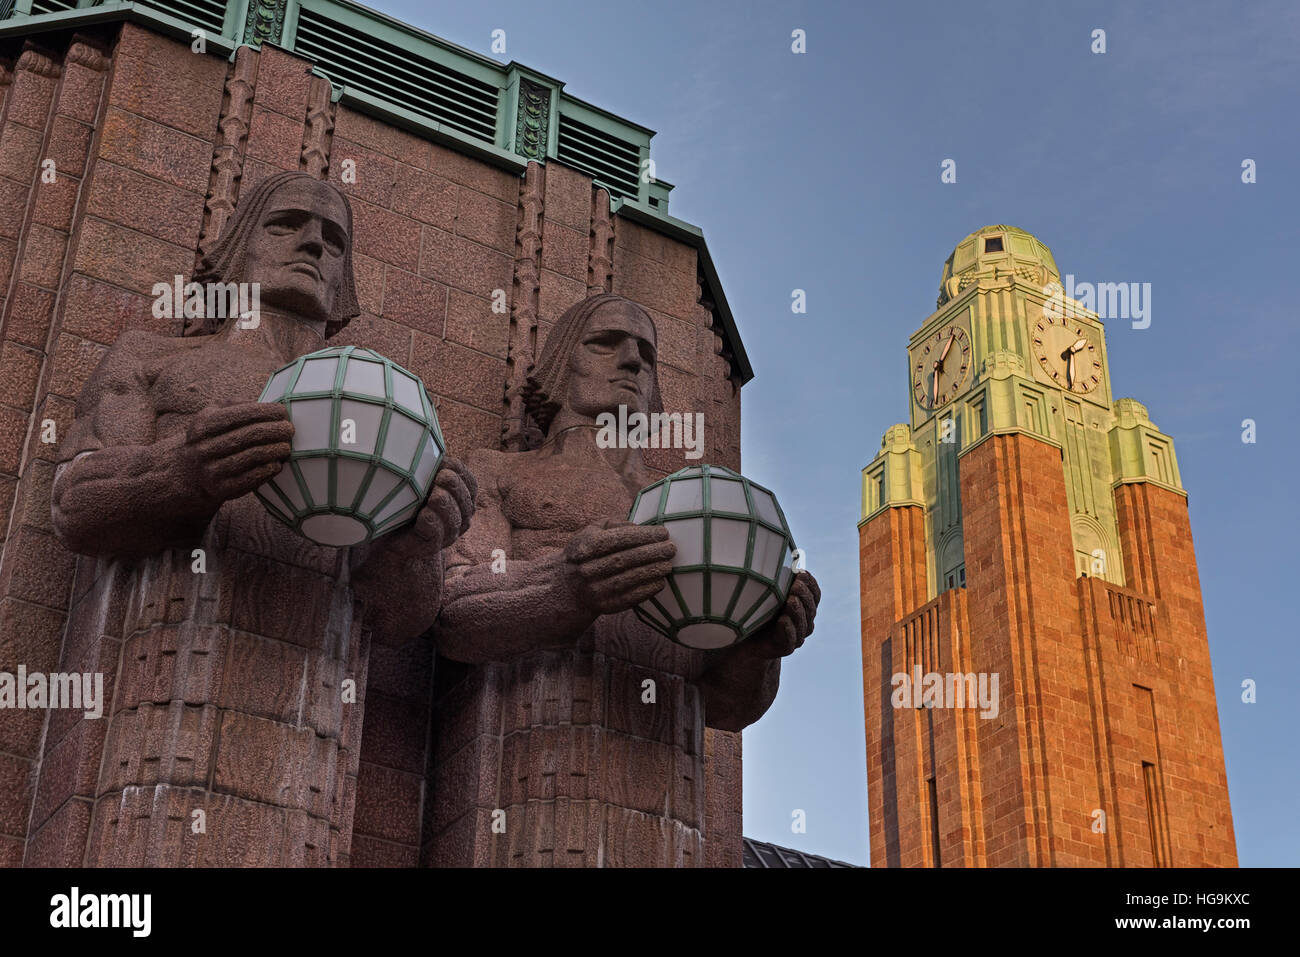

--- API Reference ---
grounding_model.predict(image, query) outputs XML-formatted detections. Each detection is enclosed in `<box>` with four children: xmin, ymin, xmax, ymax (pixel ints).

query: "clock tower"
<box><xmin>858</xmin><ymin>225</ymin><xmax>1237</xmax><ymax>867</ymax></box>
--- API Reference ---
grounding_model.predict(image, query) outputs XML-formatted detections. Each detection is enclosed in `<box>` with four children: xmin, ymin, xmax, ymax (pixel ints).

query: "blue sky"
<box><xmin>377</xmin><ymin>0</ymin><xmax>1299</xmax><ymax>866</ymax></box>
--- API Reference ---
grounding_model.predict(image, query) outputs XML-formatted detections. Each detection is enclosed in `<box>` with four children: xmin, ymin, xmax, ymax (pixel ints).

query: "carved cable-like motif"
<box><xmin>501</xmin><ymin>162</ymin><xmax>544</xmax><ymax>450</ymax></box>
<box><xmin>191</xmin><ymin>45</ymin><xmax>259</xmax><ymax>333</ymax></box>
<box><xmin>300</xmin><ymin>74</ymin><xmax>335</xmax><ymax>179</ymax></box>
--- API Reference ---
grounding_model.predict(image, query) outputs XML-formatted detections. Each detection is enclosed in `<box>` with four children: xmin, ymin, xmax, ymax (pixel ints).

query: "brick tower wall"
<box><xmin>0</xmin><ymin>24</ymin><xmax>744</xmax><ymax>866</ymax></box>
<box><xmin>859</xmin><ymin>428</ymin><xmax>1237</xmax><ymax>866</ymax></box>
<box><xmin>958</xmin><ymin>433</ymin><xmax>1108</xmax><ymax>866</ymax></box>
<box><xmin>1111</xmin><ymin>482</ymin><xmax>1236</xmax><ymax>865</ymax></box>
<box><xmin>857</xmin><ymin>503</ymin><xmax>926</xmax><ymax>867</ymax></box>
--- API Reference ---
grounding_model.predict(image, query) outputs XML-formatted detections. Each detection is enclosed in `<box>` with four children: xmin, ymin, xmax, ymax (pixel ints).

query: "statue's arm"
<box><xmin>350</xmin><ymin>457</ymin><xmax>476</xmax><ymax>647</ymax></box>
<box><xmin>698</xmin><ymin>643</ymin><xmax>783</xmax><ymax>733</ymax></box>
<box><xmin>434</xmin><ymin>451</ymin><xmax>675</xmax><ymax>663</ymax></box>
<box><xmin>698</xmin><ymin>571</ymin><xmax>821</xmax><ymax>732</ymax></box>
<box><xmin>51</xmin><ymin>336</ymin><xmax>216</xmax><ymax>556</ymax></box>
<box><xmin>433</xmin><ymin>458</ymin><xmax>595</xmax><ymax>662</ymax></box>
<box><xmin>51</xmin><ymin>333</ymin><xmax>293</xmax><ymax>558</ymax></box>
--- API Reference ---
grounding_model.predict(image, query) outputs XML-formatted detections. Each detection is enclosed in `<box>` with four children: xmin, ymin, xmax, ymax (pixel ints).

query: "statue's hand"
<box><xmin>182</xmin><ymin>401</ymin><xmax>294</xmax><ymax>504</ymax></box>
<box><xmin>562</xmin><ymin>522</ymin><xmax>676</xmax><ymax>615</ymax></box>
<box><xmin>742</xmin><ymin>570</ymin><xmax>820</xmax><ymax>659</ymax></box>
<box><xmin>394</xmin><ymin>456</ymin><xmax>477</xmax><ymax>554</ymax></box>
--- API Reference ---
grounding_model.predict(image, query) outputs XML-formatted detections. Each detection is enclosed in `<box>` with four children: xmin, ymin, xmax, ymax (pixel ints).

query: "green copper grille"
<box><xmin>292</xmin><ymin>4</ymin><xmax>498</xmax><ymax>141</ymax></box>
<box><xmin>557</xmin><ymin>113</ymin><xmax>642</xmax><ymax>199</ymax></box>
<box><xmin>157</xmin><ymin>0</ymin><xmax>226</xmax><ymax>33</ymax></box>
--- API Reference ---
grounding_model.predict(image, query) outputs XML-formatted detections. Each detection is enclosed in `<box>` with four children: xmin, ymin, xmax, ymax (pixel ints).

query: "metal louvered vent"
<box><xmin>145</xmin><ymin>0</ymin><xmax>227</xmax><ymax>35</ymax></box>
<box><xmin>28</xmin><ymin>0</ymin><xmax>76</xmax><ymax>14</ymax></box>
<box><xmin>557</xmin><ymin>114</ymin><xmax>641</xmax><ymax>199</ymax></box>
<box><xmin>293</xmin><ymin>7</ymin><xmax>499</xmax><ymax>143</ymax></box>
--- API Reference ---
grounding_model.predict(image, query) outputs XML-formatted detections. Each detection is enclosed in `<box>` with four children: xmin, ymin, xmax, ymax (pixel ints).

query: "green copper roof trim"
<box><xmin>316</xmin><ymin>75</ymin><xmax>528</xmax><ymax>173</ymax></box>
<box><xmin>2</xmin><ymin>0</ymin><xmax>664</xmax><ymax>202</ymax></box>
<box><xmin>1</xmin><ymin>2</ymin><xmax>241</xmax><ymax>56</ymax></box>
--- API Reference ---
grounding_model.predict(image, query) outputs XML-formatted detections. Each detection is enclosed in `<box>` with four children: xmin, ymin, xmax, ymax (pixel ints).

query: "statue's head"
<box><xmin>523</xmin><ymin>293</ymin><xmax>663</xmax><ymax>436</ymax></box>
<box><xmin>187</xmin><ymin>171</ymin><xmax>360</xmax><ymax>337</ymax></box>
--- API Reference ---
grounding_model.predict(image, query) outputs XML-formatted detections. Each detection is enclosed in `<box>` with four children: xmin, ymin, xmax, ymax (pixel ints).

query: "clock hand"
<box><xmin>931</xmin><ymin>365</ymin><xmax>939</xmax><ymax>404</ymax></box>
<box><xmin>1069</xmin><ymin>337</ymin><xmax>1088</xmax><ymax>354</ymax></box>
<box><xmin>1067</xmin><ymin>352</ymin><xmax>1076</xmax><ymax>388</ymax></box>
<box><xmin>939</xmin><ymin>333</ymin><xmax>954</xmax><ymax>367</ymax></box>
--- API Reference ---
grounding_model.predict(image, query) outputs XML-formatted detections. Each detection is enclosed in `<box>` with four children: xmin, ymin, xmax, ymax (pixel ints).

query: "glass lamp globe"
<box><xmin>628</xmin><ymin>464</ymin><xmax>797</xmax><ymax>650</ymax></box>
<box><xmin>254</xmin><ymin>346</ymin><xmax>446</xmax><ymax>547</ymax></box>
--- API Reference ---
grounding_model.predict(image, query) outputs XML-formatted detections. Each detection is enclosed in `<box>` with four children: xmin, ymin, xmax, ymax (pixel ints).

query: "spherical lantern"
<box><xmin>254</xmin><ymin>345</ymin><xmax>445</xmax><ymax>547</ymax></box>
<box><xmin>628</xmin><ymin>464</ymin><xmax>797</xmax><ymax>650</ymax></box>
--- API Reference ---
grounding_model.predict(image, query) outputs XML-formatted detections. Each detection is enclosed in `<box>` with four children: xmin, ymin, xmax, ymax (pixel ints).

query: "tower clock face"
<box><xmin>912</xmin><ymin>325</ymin><xmax>971</xmax><ymax>410</ymax></box>
<box><xmin>1032</xmin><ymin>316</ymin><xmax>1102</xmax><ymax>394</ymax></box>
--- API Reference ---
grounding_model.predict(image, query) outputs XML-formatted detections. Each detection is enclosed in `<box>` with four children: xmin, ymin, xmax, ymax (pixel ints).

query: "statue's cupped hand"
<box><xmin>561</xmin><ymin>522</ymin><xmax>677</xmax><ymax>616</ymax></box>
<box><xmin>744</xmin><ymin>570</ymin><xmax>820</xmax><ymax>659</ymax></box>
<box><xmin>181</xmin><ymin>401</ymin><xmax>294</xmax><ymax>505</ymax></box>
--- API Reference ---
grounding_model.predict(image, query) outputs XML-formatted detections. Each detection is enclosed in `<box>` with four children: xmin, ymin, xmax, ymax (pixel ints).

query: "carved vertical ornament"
<box><xmin>243</xmin><ymin>0</ymin><xmax>290</xmax><ymax>46</ymax></box>
<box><xmin>300</xmin><ymin>74</ymin><xmax>335</xmax><ymax>179</ymax></box>
<box><xmin>513</xmin><ymin>79</ymin><xmax>550</xmax><ymax>161</ymax></box>
<box><xmin>587</xmin><ymin>186</ymin><xmax>613</xmax><ymax>296</ymax></box>
<box><xmin>502</xmin><ymin>162</ymin><xmax>545</xmax><ymax>450</ymax></box>
<box><xmin>194</xmin><ymin>44</ymin><xmax>259</xmax><ymax>308</ymax></box>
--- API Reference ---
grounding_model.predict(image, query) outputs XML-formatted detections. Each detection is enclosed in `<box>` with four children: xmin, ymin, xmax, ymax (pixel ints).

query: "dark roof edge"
<box><xmin>612</xmin><ymin>197</ymin><xmax>754</xmax><ymax>386</ymax></box>
<box><xmin>742</xmin><ymin>836</ymin><xmax>861</xmax><ymax>868</ymax></box>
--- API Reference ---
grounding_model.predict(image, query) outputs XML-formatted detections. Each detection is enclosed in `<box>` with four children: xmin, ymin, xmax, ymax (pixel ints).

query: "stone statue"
<box><xmin>430</xmin><ymin>293</ymin><xmax>820</xmax><ymax>866</ymax></box>
<box><xmin>50</xmin><ymin>171</ymin><xmax>474</xmax><ymax>865</ymax></box>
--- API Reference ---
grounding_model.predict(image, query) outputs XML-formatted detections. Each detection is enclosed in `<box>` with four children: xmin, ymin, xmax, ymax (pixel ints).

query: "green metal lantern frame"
<box><xmin>255</xmin><ymin>345</ymin><xmax>446</xmax><ymax>544</ymax></box>
<box><xmin>628</xmin><ymin>464</ymin><xmax>797</xmax><ymax>648</ymax></box>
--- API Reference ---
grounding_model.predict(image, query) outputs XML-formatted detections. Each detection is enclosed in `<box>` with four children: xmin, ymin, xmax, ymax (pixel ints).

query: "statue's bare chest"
<box><xmin>498</xmin><ymin>463</ymin><xmax>637</xmax><ymax>539</ymax></box>
<box><xmin>150</xmin><ymin>342</ymin><xmax>283</xmax><ymax>433</ymax></box>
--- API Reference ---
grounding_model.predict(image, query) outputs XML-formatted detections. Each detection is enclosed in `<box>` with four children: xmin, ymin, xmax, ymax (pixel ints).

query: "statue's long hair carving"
<box><xmin>522</xmin><ymin>293</ymin><xmax>663</xmax><ymax>439</ymax></box>
<box><xmin>185</xmin><ymin>170</ymin><xmax>360</xmax><ymax>337</ymax></box>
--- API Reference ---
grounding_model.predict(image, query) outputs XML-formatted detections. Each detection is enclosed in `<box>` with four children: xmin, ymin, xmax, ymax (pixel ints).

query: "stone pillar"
<box><xmin>0</xmin><ymin>34</ymin><xmax>117</xmax><ymax>868</ymax></box>
<box><xmin>77</xmin><ymin>512</ymin><xmax>365</xmax><ymax>866</ymax></box>
<box><xmin>425</xmin><ymin>627</ymin><xmax>706</xmax><ymax>867</ymax></box>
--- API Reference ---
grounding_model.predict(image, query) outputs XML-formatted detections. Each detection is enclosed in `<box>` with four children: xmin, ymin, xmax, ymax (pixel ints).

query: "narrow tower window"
<box><xmin>983</xmin><ymin>236</ymin><xmax>1004</xmax><ymax>253</ymax></box>
<box><xmin>927</xmin><ymin>776</ymin><xmax>942</xmax><ymax>867</ymax></box>
<box><xmin>1142</xmin><ymin>761</ymin><xmax>1171</xmax><ymax>867</ymax></box>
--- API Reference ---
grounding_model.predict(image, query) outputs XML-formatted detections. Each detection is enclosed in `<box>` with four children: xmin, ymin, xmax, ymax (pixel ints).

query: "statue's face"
<box><xmin>564</xmin><ymin>301</ymin><xmax>657</xmax><ymax>419</ymax></box>
<box><xmin>242</xmin><ymin>178</ymin><xmax>349</xmax><ymax>323</ymax></box>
